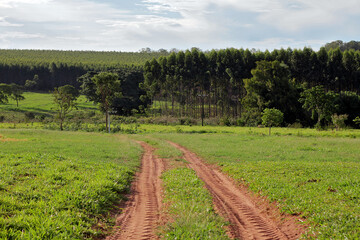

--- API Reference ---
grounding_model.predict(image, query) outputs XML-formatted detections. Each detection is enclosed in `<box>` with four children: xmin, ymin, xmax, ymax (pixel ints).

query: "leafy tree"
<box><xmin>0</xmin><ymin>84</ymin><xmax>12</xmax><ymax>104</ymax></box>
<box><xmin>53</xmin><ymin>85</ymin><xmax>79</xmax><ymax>131</ymax></box>
<box><xmin>10</xmin><ymin>84</ymin><xmax>25</xmax><ymax>107</ymax></box>
<box><xmin>299</xmin><ymin>85</ymin><xmax>336</xmax><ymax>127</ymax></box>
<box><xmin>261</xmin><ymin>108</ymin><xmax>284</xmax><ymax>135</ymax></box>
<box><xmin>243</xmin><ymin>60</ymin><xmax>299</xmax><ymax>124</ymax></box>
<box><xmin>91</xmin><ymin>72</ymin><xmax>121</xmax><ymax>132</ymax></box>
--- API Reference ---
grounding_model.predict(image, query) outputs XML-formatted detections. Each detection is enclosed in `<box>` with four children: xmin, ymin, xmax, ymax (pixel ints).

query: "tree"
<box><xmin>10</xmin><ymin>84</ymin><xmax>25</xmax><ymax>107</ymax></box>
<box><xmin>53</xmin><ymin>85</ymin><xmax>79</xmax><ymax>131</ymax></box>
<box><xmin>261</xmin><ymin>108</ymin><xmax>284</xmax><ymax>135</ymax></box>
<box><xmin>299</xmin><ymin>85</ymin><xmax>335</xmax><ymax>127</ymax></box>
<box><xmin>0</xmin><ymin>84</ymin><xmax>12</xmax><ymax>104</ymax></box>
<box><xmin>243</xmin><ymin>60</ymin><xmax>299</xmax><ymax>124</ymax></box>
<box><xmin>91</xmin><ymin>72</ymin><xmax>121</xmax><ymax>132</ymax></box>
<box><xmin>353</xmin><ymin>116</ymin><xmax>360</xmax><ymax>127</ymax></box>
<box><xmin>331</xmin><ymin>114</ymin><xmax>348</xmax><ymax>131</ymax></box>
<box><xmin>25</xmin><ymin>74</ymin><xmax>39</xmax><ymax>90</ymax></box>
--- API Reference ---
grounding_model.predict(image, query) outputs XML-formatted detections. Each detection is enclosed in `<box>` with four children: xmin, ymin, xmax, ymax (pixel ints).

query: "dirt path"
<box><xmin>169</xmin><ymin>141</ymin><xmax>305</xmax><ymax>240</ymax></box>
<box><xmin>106</xmin><ymin>141</ymin><xmax>164</xmax><ymax>240</ymax></box>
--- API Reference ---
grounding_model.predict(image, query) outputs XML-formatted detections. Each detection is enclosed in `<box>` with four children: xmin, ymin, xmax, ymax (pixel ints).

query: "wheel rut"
<box><xmin>169</xmin><ymin>141</ymin><xmax>305</xmax><ymax>240</ymax></box>
<box><xmin>106</xmin><ymin>141</ymin><xmax>164</xmax><ymax>240</ymax></box>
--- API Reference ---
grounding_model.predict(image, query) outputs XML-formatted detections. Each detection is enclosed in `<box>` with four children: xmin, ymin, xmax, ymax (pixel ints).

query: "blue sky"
<box><xmin>0</xmin><ymin>0</ymin><xmax>359</xmax><ymax>51</ymax></box>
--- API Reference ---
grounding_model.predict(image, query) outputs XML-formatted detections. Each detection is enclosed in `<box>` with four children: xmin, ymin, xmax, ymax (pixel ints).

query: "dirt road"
<box><xmin>106</xmin><ymin>141</ymin><xmax>164</xmax><ymax>240</ymax></box>
<box><xmin>169</xmin><ymin>141</ymin><xmax>305</xmax><ymax>240</ymax></box>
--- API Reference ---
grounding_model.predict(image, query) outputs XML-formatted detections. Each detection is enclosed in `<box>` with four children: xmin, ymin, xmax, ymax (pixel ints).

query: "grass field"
<box><xmin>0</xmin><ymin>129</ymin><xmax>141</xmax><ymax>239</ymax></box>
<box><xmin>150</xmin><ymin>133</ymin><xmax>360</xmax><ymax>239</ymax></box>
<box><xmin>0</xmin><ymin>92</ymin><xmax>98</xmax><ymax>122</ymax></box>
<box><xmin>2</xmin><ymin>92</ymin><xmax>360</xmax><ymax>239</ymax></box>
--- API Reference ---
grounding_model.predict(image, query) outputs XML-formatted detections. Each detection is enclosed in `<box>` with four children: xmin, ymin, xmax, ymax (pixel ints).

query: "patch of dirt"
<box><xmin>105</xmin><ymin>141</ymin><xmax>165</xmax><ymax>240</ymax></box>
<box><xmin>169</xmin><ymin>141</ymin><xmax>307</xmax><ymax>240</ymax></box>
<box><xmin>0</xmin><ymin>134</ymin><xmax>27</xmax><ymax>142</ymax></box>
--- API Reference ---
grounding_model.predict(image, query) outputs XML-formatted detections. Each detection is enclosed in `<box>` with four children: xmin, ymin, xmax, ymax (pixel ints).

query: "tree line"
<box><xmin>142</xmin><ymin>47</ymin><xmax>360</xmax><ymax>127</ymax></box>
<box><xmin>0</xmin><ymin>49</ymin><xmax>169</xmax><ymax>90</ymax></box>
<box><xmin>1</xmin><ymin>46</ymin><xmax>360</xmax><ymax>129</ymax></box>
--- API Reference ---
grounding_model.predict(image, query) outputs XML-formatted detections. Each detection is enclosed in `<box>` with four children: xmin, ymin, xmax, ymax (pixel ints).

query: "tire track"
<box><xmin>169</xmin><ymin>141</ymin><xmax>305</xmax><ymax>240</ymax></box>
<box><xmin>106</xmin><ymin>141</ymin><xmax>164</xmax><ymax>240</ymax></box>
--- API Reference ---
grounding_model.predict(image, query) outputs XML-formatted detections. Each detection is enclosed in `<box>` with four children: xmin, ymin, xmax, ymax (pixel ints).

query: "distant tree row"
<box><xmin>0</xmin><ymin>49</ymin><xmax>169</xmax><ymax>90</ymax></box>
<box><xmin>324</xmin><ymin>40</ymin><xmax>360</xmax><ymax>51</ymax></box>
<box><xmin>142</xmin><ymin>47</ymin><xmax>360</xmax><ymax>127</ymax></box>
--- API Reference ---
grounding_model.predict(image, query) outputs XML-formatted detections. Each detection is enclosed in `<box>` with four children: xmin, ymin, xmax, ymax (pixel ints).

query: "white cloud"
<box><xmin>0</xmin><ymin>31</ymin><xmax>44</xmax><ymax>39</ymax></box>
<box><xmin>0</xmin><ymin>0</ymin><xmax>52</xmax><ymax>8</ymax></box>
<box><xmin>0</xmin><ymin>0</ymin><xmax>358</xmax><ymax>51</ymax></box>
<box><xmin>0</xmin><ymin>17</ymin><xmax>23</xmax><ymax>27</ymax></box>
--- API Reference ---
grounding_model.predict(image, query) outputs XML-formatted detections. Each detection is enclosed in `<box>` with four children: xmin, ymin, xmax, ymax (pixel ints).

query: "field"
<box><xmin>0</xmin><ymin>130</ymin><xmax>141</xmax><ymax>239</ymax></box>
<box><xmin>1</xmin><ymin>92</ymin><xmax>360</xmax><ymax>239</ymax></box>
<box><xmin>151</xmin><ymin>133</ymin><xmax>360</xmax><ymax>239</ymax></box>
<box><xmin>0</xmin><ymin>92</ymin><xmax>98</xmax><ymax>122</ymax></box>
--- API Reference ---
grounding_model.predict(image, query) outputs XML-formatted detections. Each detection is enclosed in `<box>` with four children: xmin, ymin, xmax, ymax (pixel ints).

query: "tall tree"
<box><xmin>91</xmin><ymin>72</ymin><xmax>121</xmax><ymax>132</ymax></box>
<box><xmin>53</xmin><ymin>85</ymin><xmax>79</xmax><ymax>131</ymax></box>
<box><xmin>243</xmin><ymin>60</ymin><xmax>299</xmax><ymax>124</ymax></box>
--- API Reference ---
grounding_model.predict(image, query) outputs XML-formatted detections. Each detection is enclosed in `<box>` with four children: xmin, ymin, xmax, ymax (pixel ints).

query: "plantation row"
<box><xmin>0</xmin><ymin>49</ymin><xmax>168</xmax><ymax>90</ymax></box>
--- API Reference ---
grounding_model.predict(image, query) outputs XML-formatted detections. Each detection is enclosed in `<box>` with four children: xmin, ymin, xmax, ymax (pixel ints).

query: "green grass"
<box><xmin>0</xmin><ymin>129</ymin><xmax>142</xmax><ymax>239</ymax></box>
<box><xmin>0</xmin><ymin>92</ymin><xmax>98</xmax><ymax>121</ymax></box>
<box><xmin>133</xmin><ymin>124</ymin><xmax>360</xmax><ymax>138</ymax></box>
<box><xmin>161</xmin><ymin>167</ymin><xmax>229</xmax><ymax>240</ymax></box>
<box><xmin>152</xmin><ymin>133</ymin><xmax>360</xmax><ymax>239</ymax></box>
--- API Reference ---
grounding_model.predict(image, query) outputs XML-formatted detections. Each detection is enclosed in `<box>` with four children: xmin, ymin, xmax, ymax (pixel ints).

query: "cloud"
<box><xmin>0</xmin><ymin>0</ymin><xmax>358</xmax><ymax>51</ymax></box>
<box><xmin>0</xmin><ymin>17</ymin><xmax>23</xmax><ymax>27</ymax></box>
<box><xmin>0</xmin><ymin>0</ymin><xmax>52</xmax><ymax>8</ymax></box>
<box><xmin>0</xmin><ymin>31</ymin><xmax>44</xmax><ymax>40</ymax></box>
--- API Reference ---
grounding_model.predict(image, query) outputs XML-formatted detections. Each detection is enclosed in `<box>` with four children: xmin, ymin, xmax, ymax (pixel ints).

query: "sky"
<box><xmin>0</xmin><ymin>0</ymin><xmax>359</xmax><ymax>52</ymax></box>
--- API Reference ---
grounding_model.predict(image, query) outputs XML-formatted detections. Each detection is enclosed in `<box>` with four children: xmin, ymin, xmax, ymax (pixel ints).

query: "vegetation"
<box><xmin>324</xmin><ymin>40</ymin><xmax>360</xmax><ymax>51</ymax></box>
<box><xmin>0</xmin><ymin>49</ymin><xmax>168</xmax><ymax>90</ymax></box>
<box><xmin>142</xmin><ymin>47</ymin><xmax>360</xmax><ymax>127</ymax></box>
<box><xmin>161</xmin><ymin>167</ymin><xmax>229</xmax><ymax>239</ymax></box>
<box><xmin>53</xmin><ymin>85</ymin><xmax>80</xmax><ymax>131</ymax></box>
<box><xmin>299</xmin><ymin>85</ymin><xmax>335</xmax><ymax>127</ymax></box>
<box><xmin>154</xmin><ymin>133</ymin><xmax>360</xmax><ymax>239</ymax></box>
<box><xmin>90</xmin><ymin>72</ymin><xmax>121</xmax><ymax>132</ymax></box>
<box><xmin>261</xmin><ymin>108</ymin><xmax>284</xmax><ymax>135</ymax></box>
<box><xmin>0</xmin><ymin>130</ymin><xmax>141</xmax><ymax>239</ymax></box>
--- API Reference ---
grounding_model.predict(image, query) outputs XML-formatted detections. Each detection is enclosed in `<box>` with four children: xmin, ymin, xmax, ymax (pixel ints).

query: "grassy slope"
<box><xmin>0</xmin><ymin>130</ymin><xmax>141</xmax><ymax>239</ymax></box>
<box><xmin>0</xmin><ymin>92</ymin><xmax>97</xmax><ymax>116</ymax></box>
<box><xmin>153</xmin><ymin>133</ymin><xmax>360</xmax><ymax>239</ymax></box>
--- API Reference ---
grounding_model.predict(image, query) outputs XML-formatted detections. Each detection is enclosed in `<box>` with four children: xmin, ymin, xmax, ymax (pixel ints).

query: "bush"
<box><xmin>25</xmin><ymin>112</ymin><xmax>35</xmax><ymax>121</ymax></box>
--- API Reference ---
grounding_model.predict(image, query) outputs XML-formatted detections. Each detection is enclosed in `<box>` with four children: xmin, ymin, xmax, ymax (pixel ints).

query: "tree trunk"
<box><xmin>105</xmin><ymin>110</ymin><xmax>109</xmax><ymax>131</ymax></box>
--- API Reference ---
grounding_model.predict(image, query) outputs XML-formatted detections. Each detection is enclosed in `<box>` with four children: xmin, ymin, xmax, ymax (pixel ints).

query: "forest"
<box><xmin>0</xmin><ymin>44</ymin><xmax>360</xmax><ymax>128</ymax></box>
<box><xmin>143</xmin><ymin>47</ymin><xmax>360</xmax><ymax>127</ymax></box>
